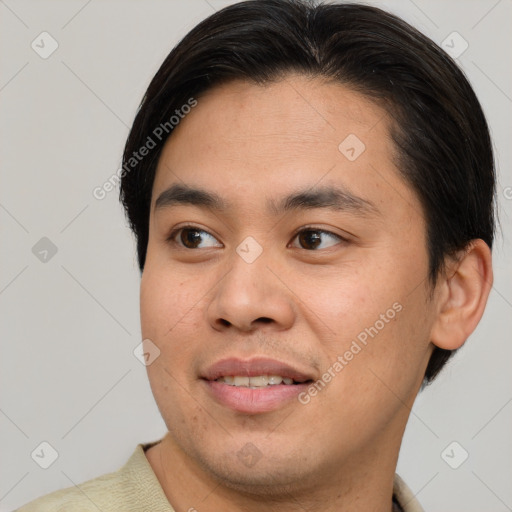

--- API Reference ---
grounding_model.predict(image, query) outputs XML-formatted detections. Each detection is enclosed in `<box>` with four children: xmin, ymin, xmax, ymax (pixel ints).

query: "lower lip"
<box><xmin>203</xmin><ymin>380</ymin><xmax>310</xmax><ymax>414</ymax></box>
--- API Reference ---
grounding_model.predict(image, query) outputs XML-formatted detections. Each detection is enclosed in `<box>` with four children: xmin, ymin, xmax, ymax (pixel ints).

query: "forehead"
<box><xmin>152</xmin><ymin>75</ymin><xmax>417</xmax><ymax>221</ymax></box>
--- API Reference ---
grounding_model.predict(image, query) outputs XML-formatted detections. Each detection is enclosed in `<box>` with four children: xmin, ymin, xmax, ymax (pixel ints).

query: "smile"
<box><xmin>201</xmin><ymin>358</ymin><xmax>316</xmax><ymax>414</ymax></box>
<box><xmin>215</xmin><ymin>375</ymin><xmax>297</xmax><ymax>387</ymax></box>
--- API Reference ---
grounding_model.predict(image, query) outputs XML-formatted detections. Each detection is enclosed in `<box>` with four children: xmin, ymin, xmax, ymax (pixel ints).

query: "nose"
<box><xmin>206</xmin><ymin>249</ymin><xmax>296</xmax><ymax>333</ymax></box>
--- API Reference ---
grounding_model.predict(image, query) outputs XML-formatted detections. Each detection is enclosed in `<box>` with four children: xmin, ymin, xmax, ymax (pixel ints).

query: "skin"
<box><xmin>141</xmin><ymin>75</ymin><xmax>493</xmax><ymax>511</ymax></box>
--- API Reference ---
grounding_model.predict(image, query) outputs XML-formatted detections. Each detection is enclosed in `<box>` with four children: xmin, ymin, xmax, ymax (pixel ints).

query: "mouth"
<box><xmin>201</xmin><ymin>357</ymin><xmax>315</xmax><ymax>414</ymax></box>
<box><xmin>215</xmin><ymin>375</ymin><xmax>309</xmax><ymax>387</ymax></box>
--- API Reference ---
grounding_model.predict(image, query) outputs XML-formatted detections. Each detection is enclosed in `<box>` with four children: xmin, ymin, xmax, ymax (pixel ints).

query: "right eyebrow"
<box><xmin>154</xmin><ymin>184</ymin><xmax>228</xmax><ymax>212</ymax></box>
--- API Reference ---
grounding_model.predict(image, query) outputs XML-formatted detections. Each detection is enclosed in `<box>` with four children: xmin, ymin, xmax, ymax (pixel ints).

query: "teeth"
<box><xmin>216</xmin><ymin>375</ymin><xmax>295</xmax><ymax>387</ymax></box>
<box><xmin>249</xmin><ymin>376</ymin><xmax>269</xmax><ymax>387</ymax></box>
<box><xmin>233</xmin><ymin>376</ymin><xmax>249</xmax><ymax>386</ymax></box>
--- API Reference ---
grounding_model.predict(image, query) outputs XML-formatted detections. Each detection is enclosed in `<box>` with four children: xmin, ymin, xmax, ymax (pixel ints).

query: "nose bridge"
<box><xmin>227</xmin><ymin>234</ymin><xmax>271</xmax><ymax>293</ymax></box>
<box><xmin>206</xmin><ymin>239</ymin><xmax>295</xmax><ymax>331</ymax></box>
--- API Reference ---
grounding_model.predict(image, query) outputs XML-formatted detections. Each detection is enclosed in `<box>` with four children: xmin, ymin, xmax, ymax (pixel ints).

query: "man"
<box><xmin>18</xmin><ymin>0</ymin><xmax>495</xmax><ymax>510</ymax></box>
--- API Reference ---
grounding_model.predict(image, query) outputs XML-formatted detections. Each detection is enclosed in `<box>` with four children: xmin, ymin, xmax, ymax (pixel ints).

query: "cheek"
<box><xmin>300</xmin><ymin>251</ymin><xmax>431</xmax><ymax>398</ymax></box>
<box><xmin>140</xmin><ymin>264</ymin><xmax>206</xmax><ymax>416</ymax></box>
<box><xmin>290</xmin><ymin>262</ymin><xmax>393</xmax><ymax>350</ymax></box>
<box><xmin>140</xmin><ymin>263</ymin><xmax>203</xmax><ymax>340</ymax></box>
<box><xmin>336</xmin><ymin>287</ymin><xmax>433</xmax><ymax>412</ymax></box>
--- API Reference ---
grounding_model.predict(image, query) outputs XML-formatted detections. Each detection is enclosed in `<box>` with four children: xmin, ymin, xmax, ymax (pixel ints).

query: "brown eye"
<box><xmin>169</xmin><ymin>227</ymin><xmax>222</xmax><ymax>249</ymax></box>
<box><xmin>180</xmin><ymin>228</ymin><xmax>203</xmax><ymax>248</ymax></box>
<box><xmin>291</xmin><ymin>229</ymin><xmax>343</xmax><ymax>250</ymax></box>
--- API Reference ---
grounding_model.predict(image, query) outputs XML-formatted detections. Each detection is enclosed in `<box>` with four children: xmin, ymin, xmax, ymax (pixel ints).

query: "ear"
<box><xmin>430</xmin><ymin>239</ymin><xmax>493</xmax><ymax>350</ymax></box>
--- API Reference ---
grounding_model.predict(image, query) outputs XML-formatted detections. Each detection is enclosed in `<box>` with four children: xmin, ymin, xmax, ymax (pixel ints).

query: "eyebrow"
<box><xmin>154</xmin><ymin>183</ymin><xmax>379</xmax><ymax>216</ymax></box>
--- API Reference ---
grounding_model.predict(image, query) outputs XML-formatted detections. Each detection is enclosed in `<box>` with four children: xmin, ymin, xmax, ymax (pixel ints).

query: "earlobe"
<box><xmin>430</xmin><ymin>239</ymin><xmax>493</xmax><ymax>351</ymax></box>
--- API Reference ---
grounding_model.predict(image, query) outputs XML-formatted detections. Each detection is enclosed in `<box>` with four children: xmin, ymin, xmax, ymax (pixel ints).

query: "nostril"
<box><xmin>256</xmin><ymin>317</ymin><xmax>272</xmax><ymax>324</ymax></box>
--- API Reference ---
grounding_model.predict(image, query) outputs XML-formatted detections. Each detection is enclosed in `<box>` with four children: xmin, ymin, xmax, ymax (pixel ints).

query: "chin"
<box><xmin>190</xmin><ymin>444</ymin><xmax>321</xmax><ymax>498</ymax></box>
<box><xmin>207</xmin><ymin>460</ymin><xmax>311</xmax><ymax>497</ymax></box>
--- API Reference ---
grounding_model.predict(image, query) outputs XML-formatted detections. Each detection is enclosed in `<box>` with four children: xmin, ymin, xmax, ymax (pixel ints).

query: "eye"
<box><xmin>167</xmin><ymin>226</ymin><xmax>222</xmax><ymax>249</ymax></box>
<box><xmin>290</xmin><ymin>228</ymin><xmax>345</xmax><ymax>250</ymax></box>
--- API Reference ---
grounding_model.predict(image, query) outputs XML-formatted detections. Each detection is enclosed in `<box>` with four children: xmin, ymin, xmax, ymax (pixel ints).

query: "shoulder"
<box><xmin>393</xmin><ymin>473</ymin><xmax>425</xmax><ymax>512</ymax></box>
<box><xmin>16</xmin><ymin>441</ymin><xmax>170</xmax><ymax>512</ymax></box>
<box><xmin>15</xmin><ymin>469</ymin><xmax>126</xmax><ymax>512</ymax></box>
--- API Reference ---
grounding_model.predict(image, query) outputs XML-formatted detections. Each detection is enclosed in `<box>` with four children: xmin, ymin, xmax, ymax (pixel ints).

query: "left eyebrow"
<box><xmin>268</xmin><ymin>186</ymin><xmax>380</xmax><ymax>217</ymax></box>
<box><xmin>154</xmin><ymin>183</ymin><xmax>379</xmax><ymax>217</ymax></box>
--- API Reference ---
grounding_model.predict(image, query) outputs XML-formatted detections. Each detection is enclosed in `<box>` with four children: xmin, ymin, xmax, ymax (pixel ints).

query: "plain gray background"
<box><xmin>1</xmin><ymin>0</ymin><xmax>511</xmax><ymax>510</ymax></box>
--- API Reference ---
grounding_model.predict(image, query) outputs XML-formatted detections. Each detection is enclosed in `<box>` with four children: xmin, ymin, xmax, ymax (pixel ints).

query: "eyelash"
<box><xmin>166</xmin><ymin>224</ymin><xmax>348</xmax><ymax>250</ymax></box>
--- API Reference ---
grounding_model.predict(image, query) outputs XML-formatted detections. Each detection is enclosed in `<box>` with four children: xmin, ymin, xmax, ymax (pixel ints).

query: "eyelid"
<box><xmin>166</xmin><ymin>224</ymin><xmax>350</xmax><ymax>249</ymax></box>
<box><xmin>166</xmin><ymin>224</ymin><xmax>223</xmax><ymax>247</ymax></box>
<box><xmin>289</xmin><ymin>225</ymin><xmax>350</xmax><ymax>244</ymax></box>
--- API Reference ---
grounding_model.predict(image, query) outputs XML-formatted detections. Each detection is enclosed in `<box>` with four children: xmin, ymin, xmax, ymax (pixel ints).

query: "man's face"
<box><xmin>141</xmin><ymin>76</ymin><xmax>437</xmax><ymax>491</ymax></box>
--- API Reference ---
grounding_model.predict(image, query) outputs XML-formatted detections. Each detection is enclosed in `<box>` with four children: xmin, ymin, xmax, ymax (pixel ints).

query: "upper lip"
<box><xmin>201</xmin><ymin>357</ymin><xmax>315</xmax><ymax>383</ymax></box>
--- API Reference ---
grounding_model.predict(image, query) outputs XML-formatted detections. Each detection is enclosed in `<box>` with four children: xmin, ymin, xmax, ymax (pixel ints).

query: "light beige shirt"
<box><xmin>16</xmin><ymin>440</ymin><xmax>425</xmax><ymax>511</ymax></box>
